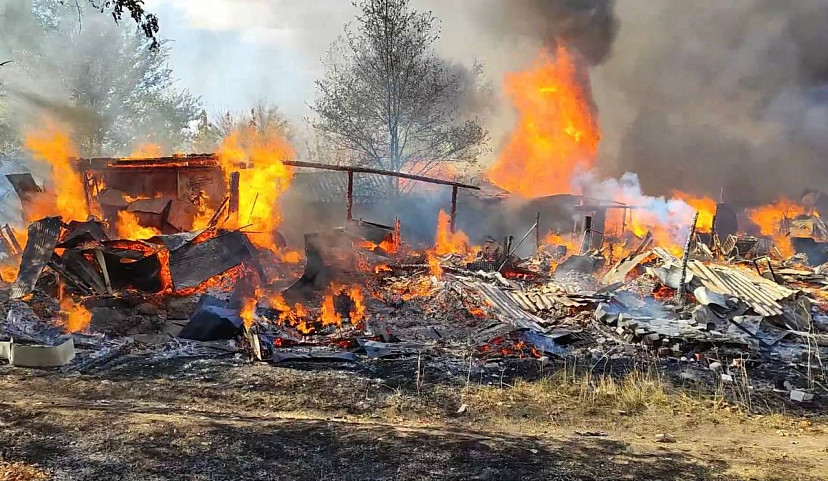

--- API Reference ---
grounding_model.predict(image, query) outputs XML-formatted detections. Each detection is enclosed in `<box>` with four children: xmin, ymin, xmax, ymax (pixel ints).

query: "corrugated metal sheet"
<box><xmin>463</xmin><ymin>281</ymin><xmax>546</xmax><ymax>331</ymax></box>
<box><xmin>653</xmin><ymin>247</ymin><xmax>796</xmax><ymax>317</ymax></box>
<box><xmin>687</xmin><ymin>260</ymin><xmax>795</xmax><ymax>317</ymax></box>
<box><xmin>10</xmin><ymin>216</ymin><xmax>63</xmax><ymax>298</ymax></box>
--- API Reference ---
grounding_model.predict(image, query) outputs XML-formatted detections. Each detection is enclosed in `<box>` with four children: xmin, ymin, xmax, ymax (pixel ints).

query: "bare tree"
<box><xmin>311</xmin><ymin>0</ymin><xmax>488</xmax><ymax>194</ymax></box>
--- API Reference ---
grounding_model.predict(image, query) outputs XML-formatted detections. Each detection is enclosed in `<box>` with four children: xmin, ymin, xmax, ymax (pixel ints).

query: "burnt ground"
<box><xmin>1</xmin><ymin>354</ymin><xmax>827</xmax><ymax>481</ymax></box>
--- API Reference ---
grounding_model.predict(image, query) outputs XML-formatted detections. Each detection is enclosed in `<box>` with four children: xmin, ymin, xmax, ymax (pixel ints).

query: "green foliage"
<box><xmin>0</xmin><ymin>1</ymin><xmax>200</xmax><ymax>157</ymax></box>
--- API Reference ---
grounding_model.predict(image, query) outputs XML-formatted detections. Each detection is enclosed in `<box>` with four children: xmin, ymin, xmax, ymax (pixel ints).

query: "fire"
<box><xmin>23</xmin><ymin>121</ymin><xmax>90</xmax><ymax>222</ymax></box>
<box><xmin>280</xmin><ymin>250</ymin><xmax>302</xmax><ymax>264</ymax></box>
<box><xmin>652</xmin><ymin>285</ymin><xmax>675</xmax><ymax>301</ymax></box>
<box><xmin>130</xmin><ymin>143</ymin><xmax>163</xmax><ymax>158</ymax></box>
<box><xmin>240</xmin><ymin>295</ymin><xmax>257</xmax><ymax>328</ymax></box>
<box><xmin>426</xmin><ymin>251</ymin><xmax>443</xmax><ymax>277</ymax></box>
<box><xmin>487</xmin><ymin>45</ymin><xmax>600</xmax><ymax>197</ymax></box>
<box><xmin>216</xmin><ymin>125</ymin><xmax>294</xmax><ymax>252</ymax></box>
<box><xmin>543</xmin><ymin>232</ymin><xmax>580</xmax><ymax>253</ymax></box>
<box><xmin>319</xmin><ymin>289</ymin><xmax>342</xmax><ymax>327</ymax></box>
<box><xmin>58</xmin><ymin>296</ymin><xmax>91</xmax><ymax>333</ymax></box>
<box><xmin>671</xmin><ymin>190</ymin><xmax>716</xmax><ymax>231</ymax></box>
<box><xmin>467</xmin><ymin>305</ymin><xmax>486</xmax><ymax>319</ymax></box>
<box><xmin>348</xmin><ymin>285</ymin><xmax>365</xmax><ymax>326</ymax></box>
<box><xmin>749</xmin><ymin>197</ymin><xmax>805</xmax><ymax>257</ymax></box>
<box><xmin>374</xmin><ymin>264</ymin><xmax>392</xmax><ymax>274</ymax></box>
<box><xmin>360</xmin><ymin>220</ymin><xmax>401</xmax><ymax>254</ymax></box>
<box><xmin>0</xmin><ymin>263</ymin><xmax>19</xmax><ymax>283</ymax></box>
<box><xmin>749</xmin><ymin>198</ymin><xmax>804</xmax><ymax>236</ymax></box>
<box><xmin>434</xmin><ymin>210</ymin><xmax>469</xmax><ymax>255</ymax></box>
<box><xmin>268</xmin><ymin>293</ymin><xmax>314</xmax><ymax>334</ymax></box>
<box><xmin>115</xmin><ymin>211</ymin><xmax>161</xmax><ymax>239</ymax></box>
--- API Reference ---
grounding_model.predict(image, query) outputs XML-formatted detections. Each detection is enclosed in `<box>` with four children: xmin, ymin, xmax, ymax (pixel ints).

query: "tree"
<box><xmin>92</xmin><ymin>0</ymin><xmax>159</xmax><ymax>47</ymax></box>
<box><xmin>311</xmin><ymin>0</ymin><xmax>488</xmax><ymax>194</ymax></box>
<box><xmin>0</xmin><ymin>1</ymin><xmax>201</xmax><ymax>157</ymax></box>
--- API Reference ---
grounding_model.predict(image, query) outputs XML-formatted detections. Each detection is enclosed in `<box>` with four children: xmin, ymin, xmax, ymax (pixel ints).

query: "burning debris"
<box><xmin>1</xmin><ymin>36</ymin><xmax>827</xmax><ymax>410</ymax></box>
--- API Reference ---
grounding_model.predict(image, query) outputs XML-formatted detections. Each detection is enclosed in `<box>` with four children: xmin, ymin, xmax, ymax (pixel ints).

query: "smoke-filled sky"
<box><xmin>2</xmin><ymin>0</ymin><xmax>825</xmax><ymax>204</ymax></box>
<box><xmin>145</xmin><ymin>0</ymin><xmax>828</xmax><ymax>204</ymax></box>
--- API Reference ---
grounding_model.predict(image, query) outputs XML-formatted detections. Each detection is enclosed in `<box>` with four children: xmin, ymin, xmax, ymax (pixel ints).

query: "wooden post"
<box><xmin>81</xmin><ymin>168</ymin><xmax>93</xmax><ymax>219</ymax></box>
<box><xmin>450</xmin><ymin>185</ymin><xmax>458</xmax><ymax>233</ymax></box>
<box><xmin>535</xmin><ymin>212</ymin><xmax>541</xmax><ymax>251</ymax></box>
<box><xmin>580</xmin><ymin>215</ymin><xmax>592</xmax><ymax>254</ymax></box>
<box><xmin>346</xmin><ymin>171</ymin><xmax>354</xmax><ymax>221</ymax></box>
<box><xmin>676</xmin><ymin>211</ymin><xmax>699</xmax><ymax>305</ymax></box>
<box><xmin>228</xmin><ymin>171</ymin><xmax>240</xmax><ymax>221</ymax></box>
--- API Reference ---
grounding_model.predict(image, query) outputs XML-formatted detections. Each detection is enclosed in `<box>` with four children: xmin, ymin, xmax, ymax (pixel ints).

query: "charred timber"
<box><xmin>282</xmin><ymin>161</ymin><xmax>480</xmax><ymax>190</ymax></box>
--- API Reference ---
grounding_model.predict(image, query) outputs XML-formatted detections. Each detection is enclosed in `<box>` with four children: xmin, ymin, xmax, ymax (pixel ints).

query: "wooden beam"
<box><xmin>283</xmin><ymin>160</ymin><xmax>480</xmax><ymax>191</ymax></box>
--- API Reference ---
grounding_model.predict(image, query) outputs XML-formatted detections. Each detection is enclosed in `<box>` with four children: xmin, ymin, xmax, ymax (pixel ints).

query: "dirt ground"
<box><xmin>0</xmin><ymin>355</ymin><xmax>826</xmax><ymax>481</ymax></box>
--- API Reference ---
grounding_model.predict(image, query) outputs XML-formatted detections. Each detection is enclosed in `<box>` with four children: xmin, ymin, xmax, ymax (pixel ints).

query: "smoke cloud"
<box><xmin>593</xmin><ymin>0</ymin><xmax>828</xmax><ymax>204</ymax></box>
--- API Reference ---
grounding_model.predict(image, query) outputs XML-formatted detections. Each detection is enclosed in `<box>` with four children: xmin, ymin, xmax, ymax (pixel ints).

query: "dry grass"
<box><xmin>0</xmin><ymin>461</ymin><xmax>49</xmax><ymax>481</ymax></box>
<box><xmin>452</xmin><ymin>361</ymin><xmax>824</xmax><ymax>431</ymax></box>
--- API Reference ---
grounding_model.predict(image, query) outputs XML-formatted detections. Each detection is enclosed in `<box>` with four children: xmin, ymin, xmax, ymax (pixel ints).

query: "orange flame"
<box><xmin>374</xmin><ymin>264</ymin><xmax>392</xmax><ymax>274</ymax></box>
<box><xmin>652</xmin><ymin>285</ymin><xmax>675</xmax><ymax>301</ymax></box>
<box><xmin>748</xmin><ymin>197</ymin><xmax>804</xmax><ymax>257</ymax></box>
<box><xmin>0</xmin><ymin>264</ymin><xmax>19</xmax><ymax>283</ymax></box>
<box><xmin>434</xmin><ymin>209</ymin><xmax>469</xmax><ymax>255</ymax></box>
<box><xmin>348</xmin><ymin>285</ymin><xmax>365</xmax><ymax>326</ymax></box>
<box><xmin>268</xmin><ymin>294</ymin><xmax>315</xmax><ymax>334</ymax></box>
<box><xmin>130</xmin><ymin>143</ymin><xmax>163</xmax><ymax>158</ymax></box>
<box><xmin>319</xmin><ymin>289</ymin><xmax>342</xmax><ymax>327</ymax></box>
<box><xmin>426</xmin><ymin>251</ymin><xmax>443</xmax><ymax>278</ymax></box>
<box><xmin>671</xmin><ymin>190</ymin><xmax>716</xmax><ymax>232</ymax></box>
<box><xmin>216</xmin><ymin>125</ymin><xmax>294</xmax><ymax>252</ymax></box>
<box><xmin>23</xmin><ymin>121</ymin><xmax>90</xmax><ymax>222</ymax></box>
<box><xmin>58</xmin><ymin>296</ymin><xmax>91</xmax><ymax>333</ymax></box>
<box><xmin>543</xmin><ymin>232</ymin><xmax>580</xmax><ymax>253</ymax></box>
<box><xmin>240</xmin><ymin>295</ymin><xmax>257</xmax><ymax>328</ymax></box>
<box><xmin>487</xmin><ymin>45</ymin><xmax>600</xmax><ymax>197</ymax></box>
<box><xmin>280</xmin><ymin>250</ymin><xmax>302</xmax><ymax>264</ymax></box>
<box><xmin>115</xmin><ymin>211</ymin><xmax>161</xmax><ymax>239</ymax></box>
<box><xmin>749</xmin><ymin>198</ymin><xmax>804</xmax><ymax>236</ymax></box>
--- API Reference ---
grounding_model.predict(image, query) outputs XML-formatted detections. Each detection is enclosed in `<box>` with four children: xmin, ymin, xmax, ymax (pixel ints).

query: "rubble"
<box><xmin>0</xmin><ymin>154</ymin><xmax>827</xmax><ymax>414</ymax></box>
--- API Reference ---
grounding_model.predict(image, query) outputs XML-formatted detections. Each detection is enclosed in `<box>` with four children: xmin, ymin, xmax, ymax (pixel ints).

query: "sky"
<box><xmin>143</xmin><ymin>0</ymin><xmax>365</xmax><ymax>119</ymax></box>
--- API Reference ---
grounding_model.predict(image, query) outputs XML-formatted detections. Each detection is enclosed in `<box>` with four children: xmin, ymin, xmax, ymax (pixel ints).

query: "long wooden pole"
<box><xmin>676</xmin><ymin>211</ymin><xmax>700</xmax><ymax>304</ymax></box>
<box><xmin>449</xmin><ymin>185</ymin><xmax>458</xmax><ymax>233</ymax></box>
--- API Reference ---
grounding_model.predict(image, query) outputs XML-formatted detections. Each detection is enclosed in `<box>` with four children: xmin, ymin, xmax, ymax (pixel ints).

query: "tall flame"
<box><xmin>434</xmin><ymin>209</ymin><xmax>469</xmax><ymax>255</ymax></box>
<box><xmin>23</xmin><ymin>121</ymin><xmax>89</xmax><ymax>222</ymax></box>
<box><xmin>487</xmin><ymin>45</ymin><xmax>600</xmax><ymax>197</ymax></box>
<box><xmin>216</xmin><ymin>125</ymin><xmax>294</xmax><ymax>252</ymax></box>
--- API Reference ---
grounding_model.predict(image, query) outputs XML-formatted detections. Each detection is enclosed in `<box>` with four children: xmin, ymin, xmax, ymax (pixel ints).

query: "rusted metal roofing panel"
<box><xmin>10</xmin><ymin>216</ymin><xmax>63</xmax><ymax>298</ymax></box>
